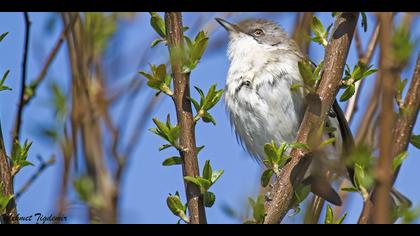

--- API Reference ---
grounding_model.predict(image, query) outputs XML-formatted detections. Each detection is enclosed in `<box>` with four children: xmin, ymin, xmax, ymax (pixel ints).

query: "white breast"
<box><xmin>224</xmin><ymin>34</ymin><xmax>306</xmax><ymax>161</ymax></box>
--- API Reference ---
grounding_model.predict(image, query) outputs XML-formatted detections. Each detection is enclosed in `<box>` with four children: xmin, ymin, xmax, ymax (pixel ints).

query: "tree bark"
<box><xmin>264</xmin><ymin>12</ymin><xmax>359</xmax><ymax>224</ymax></box>
<box><xmin>165</xmin><ymin>12</ymin><xmax>207</xmax><ymax>224</ymax></box>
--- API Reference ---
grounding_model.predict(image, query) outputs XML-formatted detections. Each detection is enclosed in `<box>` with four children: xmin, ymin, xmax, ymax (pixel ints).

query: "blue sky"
<box><xmin>0</xmin><ymin>12</ymin><xmax>419</xmax><ymax>224</ymax></box>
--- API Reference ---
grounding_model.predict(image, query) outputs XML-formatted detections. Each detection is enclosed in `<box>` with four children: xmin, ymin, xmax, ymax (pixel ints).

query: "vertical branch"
<box><xmin>263</xmin><ymin>12</ymin><xmax>359</xmax><ymax>224</ymax></box>
<box><xmin>373</xmin><ymin>12</ymin><xmax>396</xmax><ymax>224</ymax></box>
<box><xmin>344</xmin><ymin>23</ymin><xmax>380</xmax><ymax>123</ymax></box>
<box><xmin>0</xmin><ymin>123</ymin><xmax>18</xmax><ymax>224</ymax></box>
<box><xmin>165</xmin><ymin>12</ymin><xmax>207</xmax><ymax>224</ymax></box>
<box><xmin>12</xmin><ymin>12</ymin><xmax>31</xmax><ymax>145</ymax></box>
<box><xmin>292</xmin><ymin>12</ymin><xmax>313</xmax><ymax>55</ymax></box>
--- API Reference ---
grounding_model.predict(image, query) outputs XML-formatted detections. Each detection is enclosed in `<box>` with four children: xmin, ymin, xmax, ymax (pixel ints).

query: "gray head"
<box><xmin>215</xmin><ymin>18</ymin><xmax>292</xmax><ymax>46</ymax></box>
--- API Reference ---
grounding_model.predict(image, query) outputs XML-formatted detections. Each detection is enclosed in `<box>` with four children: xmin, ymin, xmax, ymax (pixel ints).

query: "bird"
<box><xmin>215</xmin><ymin>17</ymin><xmax>410</xmax><ymax>208</ymax></box>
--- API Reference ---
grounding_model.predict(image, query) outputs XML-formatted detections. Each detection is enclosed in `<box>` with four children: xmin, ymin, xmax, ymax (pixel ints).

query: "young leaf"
<box><xmin>298</xmin><ymin>61</ymin><xmax>314</xmax><ymax>87</ymax></box>
<box><xmin>319</xmin><ymin>137</ymin><xmax>336</xmax><ymax>148</ymax></box>
<box><xmin>261</xmin><ymin>169</ymin><xmax>274</xmax><ymax>187</ymax></box>
<box><xmin>341</xmin><ymin>187</ymin><xmax>359</xmax><ymax>193</ymax></box>
<box><xmin>149</xmin><ymin>12</ymin><xmax>166</xmax><ymax>38</ymax></box>
<box><xmin>151</xmin><ymin>38</ymin><xmax>165</xmax><ymax>48</ymax></box>
<box><xmin>336</xmin><ymin>213</ymin><xmax>347</xmax><ymax>224</ymax></box>
<box><xmin>211</xmin><ymin>170</ymin><xmax>224</xmax><ymax>184</ymax></box>
<box><xmin>203</xmin><ymin>191</ymin><xmax>216</xmax><ymax>208</ymax></box>
<box><xmin>0</xmin><ymin>70</ymin><xmax>12</xmax><ymax>92</ymax></box>
<box><xmin>361</xmin><ymin>12</ymin><xmax>368</xmax><ymax>32</ymax></box>
<box><xmin>162</xmin><ymin>156</ymin><xmax>182</xmax><ymax>166</ymax></box>
<box><xmin>159</xmin><ymin>144</ymin><xmax>172</xmax><ymax>151</ymax></box>
<box><xmin>324</xmin><ymin>204</ymin><xmax>334</xmax><ymax>224</ymax></box>
<box><xmin>249</xmin><ymin>195</ymin><xmax>266</xmax><ymax>224</ymax></box>
<box><xmin>202</xmin><ymin>160</ymin><xmax>212</xmax><ymax>181</ymax></box>
<box><xmin>392</xmin><ymin>151</ymin><xmax>408</xmax><ymax>172</ymax></box>
<box><xmin>339</xmin><ymin>84</ymin><xmax>355</xmax><ymax>102</ymax></box>
<box><xmin>0</xmin><ymin>32</ymin><xmax>8</xmax><ymax>43</ymax></box>
<box><xmin>410</xmin><ymin>134</ymin><xmax>420</xmax><ymax>149</ymax></box>
<box><xmin>167</xmin><ymin>193</ymin><xmax>189</xmax><ymax>223</ymax></box>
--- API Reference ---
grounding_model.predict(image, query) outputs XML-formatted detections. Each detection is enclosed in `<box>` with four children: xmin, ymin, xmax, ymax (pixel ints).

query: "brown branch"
<box><xmin>357</xmin><ymin>13</ymin><xmax>418</xmax><ymax>224</ymax></box>
<box><xmin>23</xmin><ymin>14</ymin><xmax>79</xmax><ymax>107</ymax></box>
<box><xmin>333</xmin><ymin>22</ymin><xmax>381</xmax><ymax>219</ymax></box>
<box><xmin>12</xmin><ymin>13</ymin><xmax>31</xmax><ymax>146</ymax></box>
<box><xmin>263</xmin><ymin>12</ymin><xmax>359</xmax><ymax>224</ymax></box>
<box><xmin>373</xmin><ymin>12</ymin><xmax>397</xmax><ymax>224</ymax></box>
<box><xmin>165</xmin><ymin>12</ymin><xmax>207</xmax><ymax>224</ymax></box>
<box><xmin>344</xmin><ymin>23</ymin><xmax>380</xmax><ymax>123</ymax></box>
<box><xmin>0</xmin><ymin>122</ymin><xmax>19</xmax><ymax>224</ymax></box>
<box><xmin>292</xmin><ymin>12</ymin><xmax>313</xmax><ymax>55</ymax></box>
<box><xmin>391</xmin><ymin>53</ymin><xmax>420</xmax><ymax>184</ymax></box>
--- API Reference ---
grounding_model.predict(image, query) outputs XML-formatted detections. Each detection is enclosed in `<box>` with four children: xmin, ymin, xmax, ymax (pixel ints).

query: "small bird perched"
<box><xmin>215</xmin><ymin>17</ymin><xmax>349</xmax><ymax>205</ymax></box>
<box><xmin>215</xmin><ymin>17</ymin><xmax>410</xmax><ymax>207</ymax></box>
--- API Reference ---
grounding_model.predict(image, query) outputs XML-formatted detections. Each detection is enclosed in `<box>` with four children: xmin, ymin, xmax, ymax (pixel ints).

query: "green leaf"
<box><xmin>149</xmin><ymin>12</ymin><xmax>166</xmax><ymax>38</ymax></box>
<box><xmin>0</xmin><ymin>70</ymin><xmax>12</xmax><ymax>92</ymax></box>
<box><xmin>311</xmin><ymin>16</ymin><xmax>329</xmax><ymax>47</ymax></box>
<box><xmin>290</xmin><ymin>83</ymin><xmax>305</xmax><ymax>91</ymax></box>
<box><xmin>298</xmin><ymin>61</ymin><xmax>314</xmax><ymax>87</ymax></box>
<box><xmin>339</xmin><ymin>84</ymin><xmax>355</xmax><ymax>102</ymax></box>
<box><xmin>319</xmin><ymin>137</ymin><xmax>336</xmax><ymax>148</ymax></box>
<box><xmin>152</xmin><ymin>118</ymin><xmax>170</xmax><ymax>141</ymax></box>
<box><xmin>202</xmin><ymin>160</ymin><xmax>212</xmax><ymax>181</ymax></box>
<box><xmin>191</xmin><ymin>31</ymin><xmax>209</xmax><ymax>62</ymax></box>
<box><xmin>203</xmin><ymin>191</ymin><xmax>216</xmax><ymax>208</ymax></box>
<box><xmin>392</xmin><ymin>151</ymin><xmax>408</xmax><ymax>172</ymax></box>
<box><xmin>162</xmin><ymin>156</ymin><xmax>182</xmax><ymax>166</ymax></box>
<box><xmin>261</xmin><ymin>169</ymin><xmax>274</xmax><ymax>187</ymax></box>
<box><xmin>159</xmin><ymin>144</ymin><xmax>172</xmax><ymax>151</ymax></box>
<box><xmin>0</xmin><ymin>194</ymin><xmax>14</xmax><ymax>214</ymax></box>
<box><xmin>293</xmin><ymin>184</ymin><xmax>311</xmax><ymax>204</ymax></box>
<box><xmin>335</xmin><ymin>213</ymin><xmax>347</xmax><ymax>224</ymax></box>
<box><xmin>201</xmin><ymin>111</ymin><xmax>216</xmax><ymax>125</ymax></box>
<box><xmin>248</xmin><ymin>195</ymin><xmax>266</xmax><ymax>224</ymax></box>
<box><xmin>324</xmin><ymin>204</ymin><xmax>334</xmax><ymax>224</ymax></box>
<box><xmin>289</xmin><ymin>142</ymin><xmax>310</xmax><ymax>151</ymax></box>
<box><xmin>341</xmin><ymin>187</ymin><xmax>359</xmax><ymax>192</ymax></box>
<box><xmin>311</xmin><ymin>16</ymin><xmax>325</xmax><ymax>37</ymax></box>
<box><xmin>167</xmin><ymin>193</ymin><xmax>189</xmax><ymax>223</ymax></box>
<box><xmin>410</xmin><ymin>134</ymin><xmax>420</xmax><ymax>149</ymax></box>
<box><xmin>184</xmin><ymin>176</ymin><xmax>211</xmax><ymax>193</ymax></box>
<box><xmin>0</xmin><ymin>32</ymin><xmax>8</xmax><ymax>42</ymax></box>
<box><xmin>263</xmin><ymin>143</ymin><xmax>277</xmax><ymax>164</ymax></box>
<box><xmin>151</xmin><ymin>38</ymin><xmax>165</xmax><ymax>48</ymax></box>
<box><xmin>361</xmin><ymin>12</ymin><xmax>368</xmax><ymax>32</ymax></box>
<box><xmin>196</xmin><ymin>145</ymin><xmax>205</xmax><ymax>156</ymax></box>
<box><xmin>211</xmin><ymin>170</ymin><xmax>224</xmax><ymax>184</ymax></box>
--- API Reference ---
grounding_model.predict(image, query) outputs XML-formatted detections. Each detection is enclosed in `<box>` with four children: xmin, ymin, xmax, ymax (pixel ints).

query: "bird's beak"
<box><xmin>215</xmin><ymin>18</ymin><xmax>239</xmax><ymax>33</ymax></box>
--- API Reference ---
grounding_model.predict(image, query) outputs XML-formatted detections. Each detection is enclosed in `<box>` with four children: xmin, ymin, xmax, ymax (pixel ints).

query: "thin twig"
<box><xmin>344</xmin><ymin>23</ymin><xmax>380</xmax><ymax>123</ymax></box>
<box><xmin>12</xmin><ymin>13</ymin><xmax>31</xmax><ymax>145</ymax></box>
<box><xmin>23</xmin><ymin>14</ymin><xmax>79</xmax><ymax>107</ymax></box>
<box><xmin>263</xmin><ymin>13</ymin><xmax>359</xmax><ymax>224</ymax></box>
<box><xmin>165</xmin><ymin>12</ymin><xmax>207</xmax><ymax>224</ymax></box>
<box><xmin>15</xmin><ymin>155</ymin><xmax>56</xmax><ymax>199</ymax></box>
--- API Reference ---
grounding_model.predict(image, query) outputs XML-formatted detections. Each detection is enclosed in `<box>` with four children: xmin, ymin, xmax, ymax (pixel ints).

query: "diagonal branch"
<box><xmin>165</xmin><ymin>12</ymin><xmax>207</xmax><ymax>224</ymax></box>
<box><xmin>373</xmin><ymin>12</ymin><xmax>398</xmax><ymax>224</ymax></box>
<box><xmin>263</xmin><ymin>12</ymin><xmax>359</xmax><ymax>224</ymax></box>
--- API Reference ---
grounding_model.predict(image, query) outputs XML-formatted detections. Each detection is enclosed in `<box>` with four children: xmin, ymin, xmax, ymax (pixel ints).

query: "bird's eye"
<box><xmin>253</xmin><ymin>29</ymin><xmax>264</xmax><ymax>37</ymax></box>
